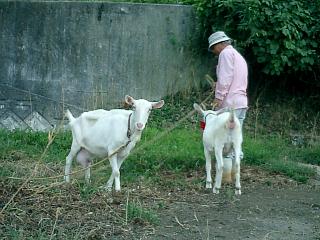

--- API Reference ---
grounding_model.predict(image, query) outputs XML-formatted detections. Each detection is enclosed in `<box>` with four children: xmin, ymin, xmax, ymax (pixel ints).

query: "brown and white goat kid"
<box><xmin>193</xmin><ymin>103</ymin><xmax>243</xmax><ymax>195</ymax></box>
<box><xmin>64</xmin><ymin>95</ymin><xmax>164</xmax><ymax>192</ymax></box>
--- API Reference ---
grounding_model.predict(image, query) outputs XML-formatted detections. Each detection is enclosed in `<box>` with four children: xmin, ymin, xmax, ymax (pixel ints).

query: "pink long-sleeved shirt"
<box><xmin>215</xmin><ymin>45</ymin><xmax>248</xmax><ymax>109</ymax></box>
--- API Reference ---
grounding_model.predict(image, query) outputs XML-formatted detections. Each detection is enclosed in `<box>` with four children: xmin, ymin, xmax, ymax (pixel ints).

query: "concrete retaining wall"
<box><xmin>0</xmin><ymin>1</ymin><xmax>209</xmax><ymax>131</ymax></box>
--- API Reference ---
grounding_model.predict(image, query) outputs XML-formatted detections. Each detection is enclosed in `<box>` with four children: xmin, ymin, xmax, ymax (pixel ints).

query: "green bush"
<box><xmin>192</xmin><ymin>0</ymin><xmax>320</xmax><ymax>88</ymax></box>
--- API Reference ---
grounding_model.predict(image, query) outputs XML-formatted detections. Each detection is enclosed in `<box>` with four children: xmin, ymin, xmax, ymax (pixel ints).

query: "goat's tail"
<box><xmin>226</xmin><ymin>108</ymin><xmax>236</xmax><ymax>129</ymax></box>
<box><xmin>65</xmin><ymin>109</ymin><xmax>75</xmax><ymax>122</ymax></box>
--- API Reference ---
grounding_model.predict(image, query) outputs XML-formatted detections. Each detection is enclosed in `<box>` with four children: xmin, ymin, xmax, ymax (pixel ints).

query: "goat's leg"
<box><xmin>65</xmin><ymin>153</ymin><xmax>74</xmax><ymax>183</ymax></box>
<box><xmin>64</xmin><ymin>139</ymin><xmax>81</xmax><ymax>183</ymax></box>
<box><xmin>105</xmin><ymin>173</ymin><xmax>114</xmax><ymax>192</ymax></box>
<box><xmin>105</xmin><ymin>152</ymin><xmax>130</xmax><ymax>192</ymax></box>
<box><xmin>233</xmin><ymin>144</ymin><xmax>242</xmax><ymax>195</ymax></box>
<box><xmin>213</xmin><ymin>146</ymin><xmax>224</xmax><ymax>194</ymax></box>
<box><xmin>204</xmin><ymin>147</ymin><xmax>212</xmax><ymax>189</ymax></box>
<box><xmin>106</xmin><ymin>155</ymin><xmax>121</xmax><ymax>192</ymax></box>
<box><xmin>84</xmin><ymin>167</ymin><xmax>91</xmax><ymax>184</ymax></box>
<box><xmin>117</xmin><ymin>149</ymin><xmax>130</xmax><ymax>169</ymax></box>
<box><xmin>105</xmin><ymin>154</ymin><xmax>127</xmax><ymax>191</ymax></box>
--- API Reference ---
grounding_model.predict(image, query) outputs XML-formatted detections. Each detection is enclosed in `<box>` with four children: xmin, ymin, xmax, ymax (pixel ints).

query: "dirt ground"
<box><xmin>129</xmin><ymin>168</ymin><xmax>320</xmax><ymax>240</ymax></box>
<box><xmin>1</xmin><ymin>167</ymin><xmax>319</xmax><ymax>240</ymax></box>
<box><xmin>153</xmin><ymin>184</ymin><xmax>320</xmax><ymax>240</ymax></box>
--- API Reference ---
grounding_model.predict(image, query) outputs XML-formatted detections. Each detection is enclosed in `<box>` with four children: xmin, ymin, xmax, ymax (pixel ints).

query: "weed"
<box><xmin>77</xmin><ymin>182</ymin><xmax>99</xmax><ymax>201</ymax></box>
<box><xmin>126</xmin><ymin>199</ymin><xmax>159</xmax><ymax>225</ymax></box>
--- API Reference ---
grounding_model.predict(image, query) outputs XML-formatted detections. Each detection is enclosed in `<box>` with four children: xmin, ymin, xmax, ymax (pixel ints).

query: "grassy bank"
<box><xmin>0</xmin><ymin>124</ymin><xmax>317</xmax><ymax>184</ymax></box>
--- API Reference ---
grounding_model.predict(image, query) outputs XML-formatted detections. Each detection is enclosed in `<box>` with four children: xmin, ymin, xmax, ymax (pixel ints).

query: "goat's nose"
<box><xmin>136</xmin><ymin>122</ymin><xmax>144</xmax><ymax>130</ymax></box>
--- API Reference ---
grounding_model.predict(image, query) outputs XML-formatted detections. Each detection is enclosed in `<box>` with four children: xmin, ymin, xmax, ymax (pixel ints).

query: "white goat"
<box><xmin>193</xmin><ymin>103</ymin><xmax>243</xmax><ymax>195</ymax></box>
<box><xmin>64</xmin><ymin>95</ymin><xmax>164</xmax><ymax>191</ymax></box>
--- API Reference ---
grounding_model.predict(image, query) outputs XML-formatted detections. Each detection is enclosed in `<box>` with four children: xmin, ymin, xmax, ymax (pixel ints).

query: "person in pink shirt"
<box><xmin>207</xmin><ymin>31</ymin><xmax>248</xmax><ymax>163</ymax></box>
<box><xmin>208</xmin><ymin>31</ymin><xmax>248</xmax><ymax>128</ymax></box>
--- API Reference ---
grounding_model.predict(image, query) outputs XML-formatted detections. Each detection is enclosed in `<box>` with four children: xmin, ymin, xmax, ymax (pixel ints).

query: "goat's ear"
<box><xmin>193</xmin><ymin>103</ymin><xmax>203</xmax><ymax>114</ymax></box>
<box><xmin>152</xmin><ymin>100</ymin><xmax>164</xmax><ymax>109</ymax></box>
<box><xmin>125</xmin><ymin>95</ymin><xmax>135</xmax><ymax>106</ymax></box>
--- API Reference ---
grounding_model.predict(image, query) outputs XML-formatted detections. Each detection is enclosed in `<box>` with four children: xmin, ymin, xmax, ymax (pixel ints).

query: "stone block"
<box><xmin>0</xmin><ymin>110</ymin><xmax>29</xmax><ymax>131</ymax></box>
<box><xmin>24</xmin><ymin>111</ymin><xmax>53</xmax><ymax>132</ymax></box>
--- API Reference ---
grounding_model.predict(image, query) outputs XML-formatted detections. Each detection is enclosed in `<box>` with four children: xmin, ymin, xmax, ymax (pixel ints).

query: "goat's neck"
<box><xmin>129</xmin><ymin>111</ymin><xmax>142</xmax><ymax>141</ymax></box>
<box><xmin>204</xmin><ymin>112</ymin><xmax>216</xmax><ymax>122</ymax></box>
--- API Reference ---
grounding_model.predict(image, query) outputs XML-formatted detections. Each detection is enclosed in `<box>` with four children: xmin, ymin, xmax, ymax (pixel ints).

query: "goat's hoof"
<box><xmin>212</xmin><ymin>188</ymin><xmax>220</xmax><ymax>194</ymax></box>
<box><xmin>102</xmin><ymin>185</ymin><xmax>113</xmax><ymax>192</ymax></box>
<box><xmin>206</xmin><ymin>183</ymin><xmax>212</xmax><ymax>189</ymax></box>
<box><xmin>235</xmin><ymin>189</ymin><xmax>241</xmax><ymax>195</ymax></box>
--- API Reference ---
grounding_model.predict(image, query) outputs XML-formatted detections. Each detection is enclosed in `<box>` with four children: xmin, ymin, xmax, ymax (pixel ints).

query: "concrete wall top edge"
<box><xmin>0</xmin><ymin>0</ymin><xmax>193</xmax><ymax>9</ymax></box>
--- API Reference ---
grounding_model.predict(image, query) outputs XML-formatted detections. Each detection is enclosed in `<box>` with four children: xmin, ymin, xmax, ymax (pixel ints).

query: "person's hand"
<box><xmin>212</xmin><ymin>98</ymin><xmax>222</xmax><ymax>109</ymax></box>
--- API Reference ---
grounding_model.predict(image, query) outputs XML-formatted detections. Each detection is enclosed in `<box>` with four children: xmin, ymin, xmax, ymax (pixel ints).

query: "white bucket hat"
<box><xmin>208</xmin><ymin>31</ymin><xmax>231</xmax><ymax>49</ymax></box>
